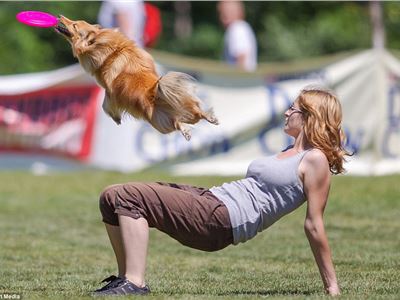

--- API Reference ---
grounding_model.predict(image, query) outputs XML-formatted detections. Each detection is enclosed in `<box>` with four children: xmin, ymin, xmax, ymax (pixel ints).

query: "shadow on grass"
<box><xmin>216</xmin><ymin>289</ymin><xmax>316</xmax><ymax>296</ymax></box>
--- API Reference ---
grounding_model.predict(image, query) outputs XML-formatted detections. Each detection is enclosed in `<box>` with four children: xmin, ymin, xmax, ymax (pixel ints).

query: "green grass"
<box><xmin>0</xmin><ymin>171</ymin><xmax>399</xmax><ymax>299</ymax></box>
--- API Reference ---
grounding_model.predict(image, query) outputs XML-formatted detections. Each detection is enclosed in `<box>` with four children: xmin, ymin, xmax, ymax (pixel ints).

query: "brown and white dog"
<box><xmin>55</xmin><ymin>16</ymin><xmax>218</xmax><ymax>140</ymax></box>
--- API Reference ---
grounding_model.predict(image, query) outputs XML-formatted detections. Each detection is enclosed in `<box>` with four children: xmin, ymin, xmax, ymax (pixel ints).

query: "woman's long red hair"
<box><xmin>297</xmin><ymin>87</ymin><xmax>351</xmax><ymax>174</ymax></box>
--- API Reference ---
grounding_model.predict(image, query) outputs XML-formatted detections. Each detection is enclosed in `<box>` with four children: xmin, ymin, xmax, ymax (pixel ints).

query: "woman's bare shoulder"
<box><xmin>303</xmin><ymin>149</ymin><xmax>329</xmax><ymax>169</ymax></box>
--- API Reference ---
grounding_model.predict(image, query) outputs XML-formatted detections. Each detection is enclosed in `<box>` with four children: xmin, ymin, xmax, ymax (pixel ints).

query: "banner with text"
<box><xmin>1</xmin><ymin>50</ymin><xmax>399</xmax><ymax>175</ymax></box>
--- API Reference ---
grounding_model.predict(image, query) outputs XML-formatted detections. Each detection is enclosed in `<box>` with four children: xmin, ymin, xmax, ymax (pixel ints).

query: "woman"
<box><xmin>94</xmin><ymin>86</ymin><xmax>349</xmax><ymax>296</ymax></box>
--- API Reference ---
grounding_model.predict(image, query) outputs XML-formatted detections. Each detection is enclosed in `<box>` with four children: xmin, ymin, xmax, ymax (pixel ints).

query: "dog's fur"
<box><xmin>55</xmin><ymin>16</ymin><xmax>218</xmax><ymax>140</ymax></box>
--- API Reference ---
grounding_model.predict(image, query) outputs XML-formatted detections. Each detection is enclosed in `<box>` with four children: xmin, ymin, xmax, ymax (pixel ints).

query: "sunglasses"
<box><xmin>288</xmin><ymin>103</ymin><xmax>302</xmax><ymax>114</ymax></box>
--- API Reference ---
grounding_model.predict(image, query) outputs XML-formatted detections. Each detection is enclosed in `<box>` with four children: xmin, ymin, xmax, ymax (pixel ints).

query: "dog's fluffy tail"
<box><xmin>155</xmin><ymin>72</ymin><xmax>200</xmax><ymax>120</ymax></box>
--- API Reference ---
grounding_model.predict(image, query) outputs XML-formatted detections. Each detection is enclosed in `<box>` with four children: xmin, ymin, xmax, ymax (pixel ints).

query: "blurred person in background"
<box><xmin>98</xmin><ymin>0</ymin><xmax>145</xmax><ymax>47</ymax></box>
<box><xmin>217</xmin><ymin>0</ymin><xmax>257</xmax><ymax>72</ymax></box>
<box><xmin>93</xmin><ymin>86</ymin><xmax>347</xmax><ymax>297</ymax></box>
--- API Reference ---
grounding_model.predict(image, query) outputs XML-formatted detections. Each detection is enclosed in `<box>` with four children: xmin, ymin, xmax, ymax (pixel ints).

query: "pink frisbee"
<box><xmin>16</xmin><ymin>11</ymin><xmax>58</xmax><ymax>28</ymax></box>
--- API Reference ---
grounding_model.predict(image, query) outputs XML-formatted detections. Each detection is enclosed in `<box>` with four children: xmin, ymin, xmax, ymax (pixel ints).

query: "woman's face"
<box><xmin>284</xmin><ymin>100</ymin><xmax>304</xmax><ymax>138</ymax></box>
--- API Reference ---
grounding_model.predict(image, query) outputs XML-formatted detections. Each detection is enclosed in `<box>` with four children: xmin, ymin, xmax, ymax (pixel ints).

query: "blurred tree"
<box><xmin>2</xmin><ymin>1</ymin><xmax>400</xmax><ymax>75</ymax></box>
<box><xmin>0</xmin><ymin>1</ymin><xmax>100</xmax><ymax>75</ymax></box>
<box><xmin>154</xmin><ymin>1</ymin><xmax>373</xmax><ymax>62</ymax></box>
<box><xmin>154</xmin><ymin>1</ymin><xmax>223</xmax><ymax>59</ymax></box>
<box><xmin>256</xmin><ymin>2</ymin><xmax>371</xmax><ymax>61</ymax></box>
<box><xmin>384</xmin><ymin>2</ymin><xmax>400</xmax><ymax>50</ymax></box>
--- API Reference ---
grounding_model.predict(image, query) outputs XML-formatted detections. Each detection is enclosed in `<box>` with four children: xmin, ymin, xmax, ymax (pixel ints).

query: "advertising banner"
<box><xmin>1</xmin><ymin>49</ymin><xmax>400</xmax><ymax>175</ymax></box>
<box><xmin>0</xmin><ymin>85</ymin><xmax>100</xmax><ymax>160</ymax></box>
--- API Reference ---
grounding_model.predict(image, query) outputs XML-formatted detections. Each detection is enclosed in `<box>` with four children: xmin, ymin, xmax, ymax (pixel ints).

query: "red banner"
<box><xmin>0</xmin><ymin>86</ymin><xmax>101</xmax><ymax>161</ymax></box>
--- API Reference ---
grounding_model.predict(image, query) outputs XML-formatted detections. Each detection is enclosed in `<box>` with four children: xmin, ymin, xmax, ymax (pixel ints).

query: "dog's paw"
<box><xmin>112</xmin><ymin>117</ymin><xmax>121</xmax><ymax>125</ymax></box>
<box><xmin>180</xmin><ymin>127</ymin><xmax>192</xmax><ymax>141</ymax></box>
<box><xmin>204</xmin><ymin>111</ymin><xmax>219</xmax><ymax>125</ymax></box>
<box><xmin>208</xmin><ymin>116</ymin><xmax>219</xmax><ymax>125</ymax></box>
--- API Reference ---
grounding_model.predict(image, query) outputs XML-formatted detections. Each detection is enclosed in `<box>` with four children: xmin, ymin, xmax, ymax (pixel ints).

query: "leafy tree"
<box><xmin>384</xmin><ymin>2</ymin><xmax>400</xmax><ymax>50</ymax></box>
<box><xmin>258</xmin><ymin>2</ymin><xmax>371</xmax><ymax>61</ymax></box>
<box><xmin>1</xmin><ymin>1</ymin><xmax>400</xmax><ymax>75</ymax></box>
<box><xmin>0</xmin><ymin>1</ymin><xmax>100</xmax><ymax>74</ymax></box>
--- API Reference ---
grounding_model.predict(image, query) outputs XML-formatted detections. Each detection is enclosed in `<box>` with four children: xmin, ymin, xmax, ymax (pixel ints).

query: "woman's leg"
<box><xmin>118</xmin><ymin>215</ymin><xmax>149</xmax><ymax>288</ymax></box>
<box><xmin>98</xmin><ymin>182</ymin><xmax>233</xmax><ymax>289</ymax></box>
<box><xmin>104</xmin><ymin>223</ymin><xmax>125</xmax><ymax>278</ymax></box>
<box><xmin>101</xmin><ymin>220</ymin><xmax>149</xmax><ymax>289</ymax></box>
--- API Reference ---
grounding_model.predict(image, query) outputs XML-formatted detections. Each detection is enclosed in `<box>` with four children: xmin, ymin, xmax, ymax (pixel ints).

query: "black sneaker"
<box><xmin>93</xmin><ymin>278</ymin><xmax>150</xmax><ymax>296</ymax></box>
<box><xmin>93</xmin><ymin>275</ymin><xmax>124</xmax><ymax>292</ymax></box>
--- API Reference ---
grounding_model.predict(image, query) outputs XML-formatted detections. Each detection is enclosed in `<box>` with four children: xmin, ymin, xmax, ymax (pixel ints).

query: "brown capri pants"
<box><xmin>99</xmin><ymin>182</ymin><xmax>233</xmax><ymax>252</ymax></box>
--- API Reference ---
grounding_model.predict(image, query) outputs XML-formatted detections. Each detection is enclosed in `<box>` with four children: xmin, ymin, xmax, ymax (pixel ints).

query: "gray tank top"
<box><xmin>210</xmin><ymin>149</ymin><xmax>310</xmax><ymax>245</ymax></box>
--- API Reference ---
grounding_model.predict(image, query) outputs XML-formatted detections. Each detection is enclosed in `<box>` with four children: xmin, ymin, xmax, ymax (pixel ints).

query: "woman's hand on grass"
<box><xmin>326</xmin><ymin>284</ymin><xmax>340</xmax><ymax>296</ymax></box>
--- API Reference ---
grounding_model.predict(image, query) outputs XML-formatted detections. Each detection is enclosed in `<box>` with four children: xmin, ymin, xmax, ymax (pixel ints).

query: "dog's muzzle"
<box><xmin>55</xmin><ymin>20</ymin><xmax>72</xmax><ymax>38</ymax></box>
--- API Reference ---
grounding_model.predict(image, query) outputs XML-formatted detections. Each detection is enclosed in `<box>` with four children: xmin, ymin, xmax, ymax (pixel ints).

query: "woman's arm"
<box><xmin>302</xmin><ymin>150</ymin><xmax>340</xmax><ymax>296</ymax></box>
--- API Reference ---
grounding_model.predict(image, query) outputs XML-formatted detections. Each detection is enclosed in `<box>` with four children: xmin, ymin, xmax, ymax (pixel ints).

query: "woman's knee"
<box><xmin>99</xmin><ymin>184</ymin><xmax>121</xmax><ymax>213</ymax></box>
<box><xmin>99</xmin><ymin>184</ymin><xmax>123</xmax><ymax>226</ymax></box>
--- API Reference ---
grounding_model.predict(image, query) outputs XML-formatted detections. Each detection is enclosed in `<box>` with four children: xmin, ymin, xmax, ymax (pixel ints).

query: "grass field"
<box><xmin>0</xmin><ymin>170</ymin><xmax>399</xmax><ymax>299</ymax></box>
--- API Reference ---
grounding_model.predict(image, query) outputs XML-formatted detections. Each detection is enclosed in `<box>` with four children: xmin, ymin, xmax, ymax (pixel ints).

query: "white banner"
<box><xmin>1</xmin><ymin>49</ymin><xmax>400</xmax><ymax>175</ymax></box>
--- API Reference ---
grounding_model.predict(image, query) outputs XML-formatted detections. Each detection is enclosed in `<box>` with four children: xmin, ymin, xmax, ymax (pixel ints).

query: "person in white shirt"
<box><xmin>98</xmin><ymin>0</ymin><xmax>145</xmax><ymax>47</ymax></box>
<box><xmin>217</xmin><ymin>1</ymin><xmax>258</xmax><ymax>72</ymax></box>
